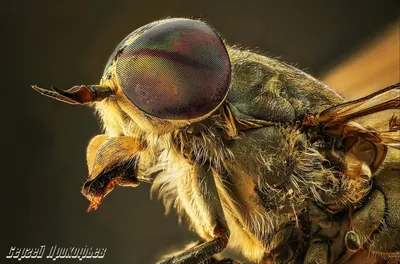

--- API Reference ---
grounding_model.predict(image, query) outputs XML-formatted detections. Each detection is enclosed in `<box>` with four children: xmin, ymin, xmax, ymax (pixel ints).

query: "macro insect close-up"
<box><xmin>30</xmin><ymin>16</ymin><xmax>400</xmax><ymax>264</ymax></box>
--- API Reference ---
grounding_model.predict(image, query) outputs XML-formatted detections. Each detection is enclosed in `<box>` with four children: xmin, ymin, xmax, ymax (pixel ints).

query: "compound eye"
<box><xmin>115</xmin><ymin>19</ymin><xmax>231</xmax><ymax>120</ymax></box>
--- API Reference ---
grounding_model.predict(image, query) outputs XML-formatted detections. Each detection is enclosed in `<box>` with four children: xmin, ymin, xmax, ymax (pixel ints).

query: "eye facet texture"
<box><xmin>114</xmin><ymin>19</ymin><xmax>231</xmax><ymax>120</ymax></box>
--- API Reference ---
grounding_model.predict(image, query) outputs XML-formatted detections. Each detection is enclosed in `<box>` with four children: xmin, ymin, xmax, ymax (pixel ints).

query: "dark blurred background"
<box><xmin>1</xmin><ymin>1</ymin><xmax>399</xmax><ymax>263</ymax></box>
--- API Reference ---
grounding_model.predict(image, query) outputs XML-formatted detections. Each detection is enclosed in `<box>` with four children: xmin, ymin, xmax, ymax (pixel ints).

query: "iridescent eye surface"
<box><xmin>112</xmin><ymin>19</ymin><xmax>231</xmax><ymax>120</ymax></box>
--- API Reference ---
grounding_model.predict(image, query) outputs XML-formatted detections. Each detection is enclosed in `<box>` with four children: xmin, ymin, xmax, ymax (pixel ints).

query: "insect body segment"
<box><xmin>33</xmin><ymin>18</ymin><xmax>400</xmax><ymax>264</ymax></box>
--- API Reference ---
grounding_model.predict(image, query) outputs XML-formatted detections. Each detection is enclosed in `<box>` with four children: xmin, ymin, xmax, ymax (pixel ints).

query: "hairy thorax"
<box><xmin>92</xmin><ymin>49</ymin><xmax>385</xmax><ymax>263</ymax></box>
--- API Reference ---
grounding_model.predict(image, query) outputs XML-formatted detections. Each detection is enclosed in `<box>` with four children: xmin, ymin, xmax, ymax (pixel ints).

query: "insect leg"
<box><xmin>303</xmin><ymin>240</ymin><xmax>329</xmax><ymax>264</ymax></box>
<box><xmin>82</xmin><ymin>135</ymin><xmax>146</xmax><ymax>211</ymax></box>
<box><xmin>366</xmin><ymin>155</ymin><xmax>400</xmax><ymax>259</ymax></box>
<box><xmin>333</xmin><ymin>189</ymin><xmax>385</xmax><ymax>263</ymax></box>
<box><xmin>213</xmin><ymin>258</ymin><xmax>241</xmax><ymax>264</ymax></box>
<box><xmin>262</xmin><ymin>224</ymin><xmax>300</xmax><ymax>264</ymax></box>
<box><xmin>159</xmin><ymin>165</ymin><xmax>232</xmax><ymax>264</ymax></box>
<box><xmin>159</xmin><ymin>238</ymin><xmax>228</xmax><ymax>264</ymax></box>
<box><xmin>158</xmin><ymin>241</ymin><xmax>240</xmax><ymax>264</ymax></box>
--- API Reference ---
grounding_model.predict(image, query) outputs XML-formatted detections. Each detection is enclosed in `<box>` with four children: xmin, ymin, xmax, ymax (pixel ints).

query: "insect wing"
<box><xmin>313</xmin><ymin>83</ymin><xmax>399</xmax><ymax>128</ymax></box>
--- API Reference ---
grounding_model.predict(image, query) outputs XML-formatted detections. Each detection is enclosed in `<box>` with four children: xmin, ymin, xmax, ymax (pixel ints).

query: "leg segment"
<box><xmin>159</xmin><ymin>165</ymin><xmax>233</xmax><ymax>264</ymax></box>
<box><xmin>303</xmin><ymin>240</ymin><xmax>329</xmax><ymax>264</ymax></box>
<box><xmin>263</xmin><ymin>224</ymin><xmax>299</xmax><ymax>264</ymax></box>
<box><xmin>214</xmin><ymin>258</ymin><xmax>241</xmax><ymax>264</ymax></box>
<box><xmin>367</xmin><ymin>155</ymin><xmax>400</xmax><ymax>259</ymax></box>
<box><xmin>158</xmin><ymin>241</ymin><xmax>240</xmax><ymax>264</ymax></box>
<box><xmin>333</xmin><ymin>189</ymin><xmax>386</xmax><ymax>263</ymax></box>
<box><xmin>160</xmin><ymin>237</ymin><xmax>228</xmax><ymax>264</ymax></box>
<box><xmin>337</xmin><ymin>153</ymin><xmax>400</xmax><ymax>262</ymax></box>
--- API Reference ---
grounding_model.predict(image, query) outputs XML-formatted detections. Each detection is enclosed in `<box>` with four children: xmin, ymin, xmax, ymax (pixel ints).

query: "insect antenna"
<box><xmin>31</xmin><ymin>84</ymin><xmax>113</xmax><ymax>105</ymax></box>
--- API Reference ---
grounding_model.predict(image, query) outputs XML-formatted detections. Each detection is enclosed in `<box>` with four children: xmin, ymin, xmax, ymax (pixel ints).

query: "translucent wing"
<box><xmin>305</xmin><ymin>83</ymin><xmax>400</xmax><ymax>135</ymax></box>
<box><xmin>304</xmin><ymin>83</ymin><xmax>399</xmax><ymax>173</ymax></box>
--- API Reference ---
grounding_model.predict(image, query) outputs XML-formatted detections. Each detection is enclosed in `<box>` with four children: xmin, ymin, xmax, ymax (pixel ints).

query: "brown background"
<box><xmin>1</xmin><ymin>1</ymin><xmax>399</xmax><ymax>263</ymax></box>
